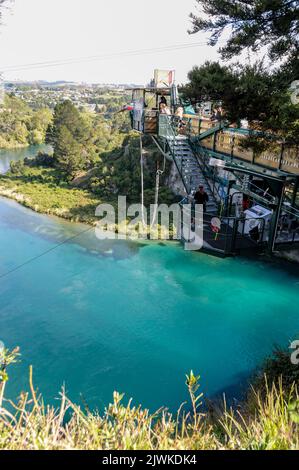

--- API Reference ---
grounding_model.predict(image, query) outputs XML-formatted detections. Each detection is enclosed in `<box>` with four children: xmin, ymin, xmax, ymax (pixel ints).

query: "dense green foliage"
<box><xmin>181</xmin><ymin>61</ymin><xmax>238</xmax><ymax>106</ymax></box>
<box><xmin>0</xmin><ymin>165</ymin><xmax>105</xmax><ymax>225</ymax></box>
<box><xmin>0</xmin><ymin>132</ymin><xmax>176</xmax><ymax>225</ymax></box>
<box><xmin>189</xmin><ymin>0</ymin><xmax>299</xmax><ymax>66</ymax></box>
<box><xmin>254</xmin><ymin>346</ymin><xmax>299</xmax><ymax>397</ymax></box>
<box><xmin>0</xmin><ymin>92</ymin><xmax>176</xmax><ymax>224</ymax></box>
<box><xmin>45</xmin><ymin>100</ymin><xmax>132</xmax><ymax>180</ymax></box>
<box><xmin>0</xmin><ymin>349</ymin><xmax>298</xmax><ymax>450</ymax></box>
<box><xmin>0</xmin><ymin>95</ymin><xmax>53</xmax><ymax>148</ymax></box>
<box><xmin>187</xmin><ymin>1</ymin><xmax>299</xmax><ymax>142</ymax></box>
<box><xmin>181</xmin><ymin>61</ymin><xmax>299</xmax><ymax>141</ymax></box>
<box><xmin>85</xmin><ymin>135</ymin><xmax>176</xmax><ymax>206</ymax></box>
<box><xmin>46</xmin><ymin>101</ymin><xmax>97</xmax><ymax>178</ymax></box>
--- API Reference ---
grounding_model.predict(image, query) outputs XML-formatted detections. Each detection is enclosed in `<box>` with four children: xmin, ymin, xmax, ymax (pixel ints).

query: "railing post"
<box><xmin>279</xmin><ymin>142</ymin><xmax>284</xmax><ymax>170</ymax></box>
<box><xmin>267</xmin><ymin>181</ymin><xmax>285</xmax><ymax>254</ymax></box>
<box><xmin>230</xmin><ymin>218</ymin><xmax>239</xmax><ymax>255</ymax></box>
<box><xmin>213</xmin><ymin>129</ymin><xmax>217</xmax><ymax>152</ymax></box>
<box><xmin>291</xmin><ymin>177</ymin><xmax>299</xmax><ymax>208</ymax></box>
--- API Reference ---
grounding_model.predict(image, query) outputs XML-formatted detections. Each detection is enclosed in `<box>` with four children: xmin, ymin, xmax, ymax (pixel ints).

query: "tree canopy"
<box><xmin>180</xmin><ymin>61</ymin><xmax>238</xmax><ymax>103</ymax></box>
<box><xmin>0</xmin><ymin>94</ymin><xmax>52</xmax><ymax>147</ymax></box>
<box><xmin>189</xmin><ymin>0</ymin><xmax>299</xmax><ymax>67</ymax></box>
<box><xmin>181</xmin><ymin>60</ymin><xmax>299</xmax><ymax>141</ymax></box>
<box><xmin>187</xmin><ymin>1</ymin><xmax>299</xmax><ymax>142</ymax></box>
<box><xmin>47</xmin><ymin>101</ymin><xmax>97</xmax><ymax>178</ymax></box>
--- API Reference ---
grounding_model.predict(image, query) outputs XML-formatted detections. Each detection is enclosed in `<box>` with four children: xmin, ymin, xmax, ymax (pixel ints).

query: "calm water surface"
<box><xmin>0</xmin><ymin>194</ymin><xmax>299</xmax><ymax>412</ymax></box>
<box><xmin>0</xmin><ymin>144</ymin><xmax>52</xmax><ymax>174</ymax></box>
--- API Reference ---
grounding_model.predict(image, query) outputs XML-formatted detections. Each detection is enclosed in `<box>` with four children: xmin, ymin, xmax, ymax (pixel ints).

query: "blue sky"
<box><xmin>0</xmin><ymin>0</ymin><xmax>222</xmax><ymax>84</ymax></box>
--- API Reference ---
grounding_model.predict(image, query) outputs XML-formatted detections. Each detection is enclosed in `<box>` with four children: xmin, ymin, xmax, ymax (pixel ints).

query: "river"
<box><xmin>0</xmin><ymin>144</ymin><xmax>52</xmax><ymax>174</ymax></box>
<box><xmin>0</xmin><ymin>146</ymin><xmax>299</xmax><ymax>412</ymax></box>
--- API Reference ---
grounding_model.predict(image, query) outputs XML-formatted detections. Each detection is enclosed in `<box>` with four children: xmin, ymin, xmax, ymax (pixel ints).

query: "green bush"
<box><xmin>253</xmin><ymin>345</ymin><xmax>299</xmax><ymax>398</ymax></box>
<box><xmin>0</xmin><ymin>349</ymin><xmax>298</xmax><ymax>450</ymax></box>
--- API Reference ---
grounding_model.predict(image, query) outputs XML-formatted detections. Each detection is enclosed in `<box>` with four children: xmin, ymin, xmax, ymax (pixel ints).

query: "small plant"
<box><xmin>0</xmin><ymin>349</ymin><xmax>298</xmax><ymax>450</ymax></box>
<box><xmin>0</xmin><ymin>346</ymin><xmax>20</xmax><ymax>407</ymax></box>
<box><xmin>185</xmin><ymin>370</ymin><xmax>203</xmax><ymax>428</ymax></box>
<box><xmin>288</xmin><ymin>400</ymin><xmax>299</xmax><ymax>424</ymax></box>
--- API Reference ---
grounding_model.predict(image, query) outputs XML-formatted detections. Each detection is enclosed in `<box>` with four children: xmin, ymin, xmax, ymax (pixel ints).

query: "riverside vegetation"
<box><xmin>0</xmin><ymin>94</ymin><xmax>53</xmax><ymax>149</ymax></box>
<box><xmin>0</xmin><ymin>347</ymin><xmax>299</xmax><ymax>450</ymax></box>
<box><xmin>0</xmin><ymin>97</ymin><xmax>176</xmax><ymax>226</ymax></box>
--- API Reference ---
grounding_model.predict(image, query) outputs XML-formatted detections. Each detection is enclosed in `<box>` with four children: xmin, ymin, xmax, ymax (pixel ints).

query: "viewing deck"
<box><xmin>130</xmin><ymin>82</ymin><xmax>299</xmax><ymax>256</ymax></box>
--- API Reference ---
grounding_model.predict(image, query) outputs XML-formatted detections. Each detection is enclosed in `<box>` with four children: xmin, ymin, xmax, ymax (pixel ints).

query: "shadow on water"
<box><xmin>0</xmin><ymin>196</ymin><xmax>148</xmax><ymax>261</ymax></box>
<box><xmin>239</xmin><ymin>250</ymin><xmax>299</xmax><ymax>279</ymax></box>
<box><xmin>208</xmin><ymin>369</ymin><xmax>255</xmax><ymax>408</ymax></box>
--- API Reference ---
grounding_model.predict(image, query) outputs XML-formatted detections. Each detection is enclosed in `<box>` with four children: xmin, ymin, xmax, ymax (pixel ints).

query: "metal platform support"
<box><xmin>267</xmin><ymin>181</ymin><xmax>285</xmax><ymax>254</ymax></box>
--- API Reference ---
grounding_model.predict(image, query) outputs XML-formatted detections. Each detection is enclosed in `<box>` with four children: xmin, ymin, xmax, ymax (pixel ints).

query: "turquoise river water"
<box><xmin>0</xmin><ymin>147</ymin><xmax>299</xmax><ymax>413</ymax></box>
<box><xmin>0</xmin><ymin>144</ymin><xmax>52</xmax><ymax>174</ymax></box>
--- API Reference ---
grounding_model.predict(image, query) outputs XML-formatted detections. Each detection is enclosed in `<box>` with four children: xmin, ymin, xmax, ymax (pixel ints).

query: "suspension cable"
<box><xmin>150</xmin><ymin>155</ymin><xmax>166</xmax><ymax>229</ymax></box>
<box><xmin>140</xmin><ymin>135</ymin><xmax>146</xmax><ymax>227</ymax></box>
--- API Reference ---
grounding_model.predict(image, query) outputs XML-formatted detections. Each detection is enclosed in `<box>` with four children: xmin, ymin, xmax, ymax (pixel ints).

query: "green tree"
<box><xmin>54</xmin><ymin>125</ymin><xmax>85</xmax><ymax>178</ymax></box>
<box><xmin>29</xmin><ymin>108</ymin><xmax>53</xmax><ymax>144</ymax></box>
<box><xmin>31</xmin><ymin>108</ymin><xmax>53</xmax><ymax>133</ymax></box>
<box><xmin>182</xmin><ymin>60</ymin><xmax>299</xmax><ymax>140</ymax></box>
<box><xmin>0</xmin><ymin>94</ymin><xmax>54</xmax><ymax>148</ymax></box>
<box><xmin>189</xmin><ymin>0</ymin><xmax>299</xmax><ymax>64</ymax></box>
<box><xmin>186</xmin><ymin>0</ymin><xmax>299</xmax><ymax>141</ymax></box>
<box><xmin>49</xmin><ymin>101</ymin><xmax>96</xmax><ymax>178</ymax></box>
<box><xmin>180</xmin><ymin>61</ymin><xmax>238</xmax><ymax>104</ymax></box>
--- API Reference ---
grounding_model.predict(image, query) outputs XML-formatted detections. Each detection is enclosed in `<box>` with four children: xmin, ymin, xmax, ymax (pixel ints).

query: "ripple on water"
<box><xmin>0</xmin><ymin>196</ymin><xmax>299</xmax><ymax>412</ymax></box>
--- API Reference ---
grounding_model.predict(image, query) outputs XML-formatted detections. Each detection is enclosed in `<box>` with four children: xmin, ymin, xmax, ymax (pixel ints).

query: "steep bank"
<box><xmin>0</xmin><ymin>135</ymin><xmax>181</xmax><ymax>226</ymax></box>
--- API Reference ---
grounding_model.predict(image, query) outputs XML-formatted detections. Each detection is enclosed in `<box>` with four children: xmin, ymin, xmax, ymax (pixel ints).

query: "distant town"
<box><xmin>2</xmin><ymin>80</ymin><xmax>139</xmax><ymax>111</ymax></box>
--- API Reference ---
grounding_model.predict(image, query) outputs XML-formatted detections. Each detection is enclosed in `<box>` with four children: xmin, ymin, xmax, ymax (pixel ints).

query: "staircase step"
<box><xmin>168</xmin><ymin>136</ymin><xmax>219</xmax><ymax>211</ymax></box>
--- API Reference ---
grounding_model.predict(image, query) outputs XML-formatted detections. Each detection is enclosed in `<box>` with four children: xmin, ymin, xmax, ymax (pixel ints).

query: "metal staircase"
<box><xmin>168</xmin><ymin>136</ymin><xmax>218</xmax><ymax>214</ymax></box>
<box><xmin>158</xmin><ymin>115</ymin><xmax>218</xmax><ymax>214</ymax></box>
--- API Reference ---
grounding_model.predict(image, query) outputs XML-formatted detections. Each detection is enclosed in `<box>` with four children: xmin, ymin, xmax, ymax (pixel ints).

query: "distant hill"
<box><xmin>4</xmin><ymin>80</ymin><xmax>143</xmax><ymax>89</ymax></box>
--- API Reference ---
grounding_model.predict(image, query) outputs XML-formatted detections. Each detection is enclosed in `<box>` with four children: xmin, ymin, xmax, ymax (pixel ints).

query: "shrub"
<box><xmin>0</xmin><ymin>348</ymin><xmax>299</xmax><ymax>450</ymax></box>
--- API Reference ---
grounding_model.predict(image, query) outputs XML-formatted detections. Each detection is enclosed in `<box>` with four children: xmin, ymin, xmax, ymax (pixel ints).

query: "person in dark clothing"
<box><xmin>160</xmin><ymin>95</ymin><xmax>167</xmax><ymax>106</ymax></box>
<box><xmin>194</xmin><ymin>186</ymin><xmax>209</xmax><ymax>213</ymax></box>
<box><xmin>242</xmin><ymin>195</ymin><xmax>250</xmax><ymax>212</ymax></box>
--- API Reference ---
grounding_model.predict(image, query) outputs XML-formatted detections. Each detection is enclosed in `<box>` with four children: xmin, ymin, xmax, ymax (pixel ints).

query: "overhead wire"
<box><xmin>0</xmin><ymin>225</ymin><xmax>94</xmax><ymax>280</ymax></box>
<box><xmin>1</xmin><ymin>41</ymin><xmax>221</xmax><ymax>73</ymax></box>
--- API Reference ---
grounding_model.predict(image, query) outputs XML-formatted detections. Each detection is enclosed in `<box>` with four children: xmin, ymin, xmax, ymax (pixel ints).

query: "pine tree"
<box><xmin>49</xmin><ymin>101</ymin><xmax>95</xmax><ymax>178</ymax></box>
<box><xmin>54</xmin><ymin>125</ymin><xmax>85</xmax><ymax>178</ymax></box>
<box><xmin>190</xmin><ymin>0</ymin><xmax>299</xmax><ymax>64</ymax></box>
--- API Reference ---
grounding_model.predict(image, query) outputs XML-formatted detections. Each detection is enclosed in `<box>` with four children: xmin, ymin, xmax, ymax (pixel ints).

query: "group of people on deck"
<box><xmin>158</xmin><ymin>96</ymin><xmax>184</xmax><ymax>119</ymax></box>
<box><xmin>159</xmin><ymin>96</ymin><xmax>171</xmax><ymax>115</ymax></box>
<box><xmin>159</xmin><ymin>96</ymin><xmax>186</xmax><ymax>133</ymax></box>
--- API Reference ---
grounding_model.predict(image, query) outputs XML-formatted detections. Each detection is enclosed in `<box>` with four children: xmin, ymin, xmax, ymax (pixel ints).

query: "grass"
<box><xmin>0</xmin><ymin>349</ymin><xmax>299</xmax><ymax>450</ymax></box>
<box><xmin>0</xmin><ymin>165</ymin><xmax>178</xmax><ymax>238</ymax></box>
<box><xmin>0</xmin><ymin>167</ymin><xmax>106</xmax><ymax>225</ymax></box>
